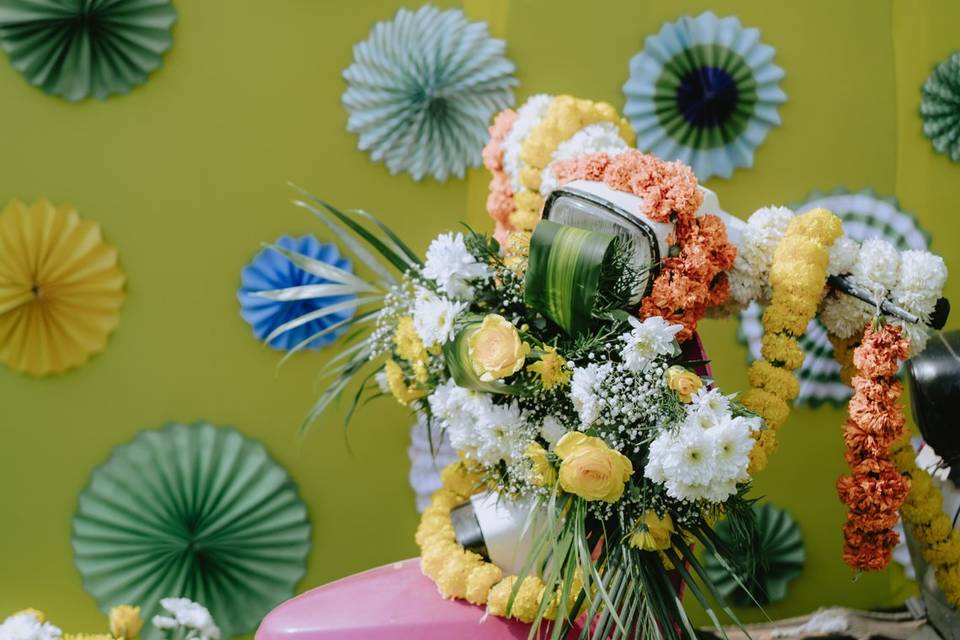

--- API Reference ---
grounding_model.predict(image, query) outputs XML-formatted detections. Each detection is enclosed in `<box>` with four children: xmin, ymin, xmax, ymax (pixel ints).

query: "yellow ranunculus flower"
<box><xmin>384</xmin><ymin>359</ymin><xmax>427</xmax><ymax>406</ymax></box>
<box><xmin>524</xmin><ymin>442</ymin><xmax>556</xmax><ymax>487</ymax></box>
<box><xmin>555</xmin><ymin>432</ymin><xmax>633</xmax><ymax>502</ymax></box>
<box><xmin>527</xmin><ymin>345</ymin><xmax>571</xmax><ymax>390</ymax></box>
<box><xmin>109</xmin><ymin>605</ymin><xmax>143</xmax><ymax>640</ymax></box>
<box><xmin>629</xmin><ymin>511</ymin><xmax>675</xmax><ymax>551</ymax></box>
<box><xmin>666</xmin><ymin>366</ymin><xmax>702</xmax><ymax>403</ymax></box>
<box><xmin>393</xmin><ymin>316</ymin><xmax>427</xmax><ymax>363</ymax></box>
<box><xmin>467</xmin><ymin>314</ymin><xmax>530</xmax><ymax>381</ymax></box>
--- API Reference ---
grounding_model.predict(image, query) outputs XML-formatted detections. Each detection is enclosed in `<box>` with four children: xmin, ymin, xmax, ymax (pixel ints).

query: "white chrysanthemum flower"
<box><xmin>375</xmin><ymin>370</ymin><xmax>390</xmax><ymax>394</ymax></box>
<box><xmin>570</xmin><ymin>362</ymin><xmax>612</xmax><ymax>426</ymax></box>
<box><xmin>473</xmin><ymin>401</ymin><xmax>529</xmax><ymax>466</ymax></box>
<box><xmin>503</xmin><ymin>94</ymin><xmax>552</xmax><ymax>190</ymax></box>
<box><xmin>819</xmin><ymin>290</ymin><xmax>874</xmax><ymax>339</ymax></box>
<box><xmin>421</xmin><ymin>232</ymin><xmax>491</xmax><ymax>299</ymax></box>
<box><xmin>728</xmin><ymin>206</ymin><xmax>794</xmax><ymax>305</ymax></box>
<box><xmin>620</xmin><ymin>315</ymin><xmax>682</xmax><ymax>373</ymax></box>
<box><xmin>891</xmin><ymin>250</ymin><xmax>947</xmax><ymax>317</ymax></box>
<box><xmin>851</xmin><ymin>238</ymin><xmax>900</xmax><ymax>298</ymax></box>
<box><xmin>539</xmin><ymin>122</ymin><xmax>630</xmax><ymax>196</ymax></box>
<box><xmin>412</xmin><ymin>288</ymin><xmax>467</xmax><ymax>348</ymax></box>
<box><xmin>155</xmin><ymin>598</ymin><xmax>220</xmax><ymax>640</ymax></box>
<box><xmin>708</xmin><ymin>416</ymin><xmax>754</xmax><ymax>484</ymax></box>
<box><xmin>827</xmin><ymin>236</ymin><xmax>860</xmax><ymax>276</ymax></box>
<box><xmin>539</xmin><ymin>415</ymin><xmax>569</xmax><ymax>448</ymax></box>
<box><xmin>428</xmin><ymin>379</ymin><xmax>482</xmax><ymax>452</ymax></box>
<box><xmin>0</xmin><ymin>611</ymin><xmax>62</xmax><ymax>640</ymax></box>
<box><xmin>689</xmin><ymin>387</ymin><xmax>731</xmax><ymax>426</ymax></box>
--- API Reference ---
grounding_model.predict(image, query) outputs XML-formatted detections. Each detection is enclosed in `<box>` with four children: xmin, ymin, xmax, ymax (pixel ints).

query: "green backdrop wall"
<box><xmin>1</xmin><ymin>0</ymin><xmax>958</xmax><ymax>633</ymax></box>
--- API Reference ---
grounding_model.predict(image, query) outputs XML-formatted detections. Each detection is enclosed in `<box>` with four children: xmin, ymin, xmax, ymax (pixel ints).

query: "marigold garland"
<box><xmin>510</xmin><ymin>96</ymin><xmax>634</xmax><ymax>232</ymax></box>
<box><xmin>891</xmin><ymin>439</ymin><xmax>960</xmax><ymax>604</ymax></box>
<box><xmin>482</xmin><ymin>109</ymin><xmax>519</xmax><ymax>245</ymax></box>
<box><xmin>415</xmin><ymin>462</ymin><xmax>583</xmax><ymax>623</ymax></box>
<box><xmin>550</xmin><ymin>150</ymin><xmax>737</xmax><ymax>342</ymax></box>
<box><xmin>828</xmin><ymin>329</ymin><xmax>865</xmax><ymax>386</ymax></box>
<box><xmin>836</xmin><ymin>323</ymin><xmax>911</xmax><ymax>572</ymax></box>
<box><xmin>743</xmin><ymin>208</ymin><xmax>843</xmax><ymax>473</ymax></box>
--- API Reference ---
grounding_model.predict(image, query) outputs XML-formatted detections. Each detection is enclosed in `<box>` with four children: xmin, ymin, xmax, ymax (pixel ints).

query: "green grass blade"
<box><xmin>350</xmin><ymin>208</ymin><xmax>422</xmax><ymax>266</ymax></box>
<box><xmin>277</xmin><ymin>311</ymin><xmax>376</xmax><ymax>368</ymax></box>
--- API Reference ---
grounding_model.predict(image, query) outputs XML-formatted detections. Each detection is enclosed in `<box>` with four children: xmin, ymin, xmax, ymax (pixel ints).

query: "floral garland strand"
<box><xmin>836</xmin><ymin>323</ymin><xmax>911</xmax><ymax>571</ymax></box>
<box><xmin>742</xmin><ymin>208</ymin><xmax>843</xmax><ymax>473</ymax></box>
<box><xmin>891</xmin><ymin>439</ymin><xmax>960</xmax><ymax>605</ymax></box>
<box><xmin>549</xmin><ymin>150</ymin><xmax>737</xmax><ymax>342</ymax></box>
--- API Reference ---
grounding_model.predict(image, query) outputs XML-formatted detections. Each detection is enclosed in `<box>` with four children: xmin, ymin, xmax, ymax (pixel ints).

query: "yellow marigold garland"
<box><xmin>508</xmin><ymin>96</ymin><xmax>635</xmax><ymax>231</ymax></box>
<box><xmin>415</xmin><ymin>462</ymin><xmax>583</xmax><ymax>623</ymax></box>
<box><xmin>828</xmin><ymin>330</ymin><xmax>865</xmax><ymax>386</ymax></box>
<box><xmin>891</xmin><ymin>438</ymin><xmax>960</xmax><ymax>606</ymax></box>
<box><xmin>744</xmin><ymin>208</ymin><xmax>843</xmax><ymax>473</ymax></box>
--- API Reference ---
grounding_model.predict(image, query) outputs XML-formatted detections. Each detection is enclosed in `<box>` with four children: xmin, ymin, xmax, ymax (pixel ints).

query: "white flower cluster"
<box><xmin>503</xmin><ymin>94</ymin><xmax>552</xmax><ymax>191</ymax></box>
<box><xmin>820</xmin><ymin>238</ymin><xmax>948</xmax><ymax>353</ymax></box>
<box><xmin>539</xmin><ymin>122</ymin><xmax>630</xmax><ymax>197</ymax></box>
<box><xmin>428</xmin><ymin>379</ymin><xmax>535</xmax><ymax>467</ymax></box>
<box><xmin>421</xmin><ymin>232</ymin><xmax>491</xmax><ymax>300</ymax></box>
<box><xmin>620</xmin><ymin>315</ymin><xmax>682</xmax><ymax>372</ymax></box>
<box><xmin>412</xmin><ymin>287</ymin><xmax>467</xmax><ymax>349</ymax></box>
<box><xmin>153</xmin><ymin>598</ymin><xmax>221</xmax><ymax>640</ymax></box>
<box><xmin>0</xmin><ymin>612</ymin><xmax>60</xmax><ymax>640</ymax></box>
<box><xmin>644</xmin><ymin>388</ymin><xmax>760</xmax><ymax>503</ymax></box>
<box><xmin>727</xmin><ymin>206</ymin><xmax>793</xmax><ymax>308</ymax></box>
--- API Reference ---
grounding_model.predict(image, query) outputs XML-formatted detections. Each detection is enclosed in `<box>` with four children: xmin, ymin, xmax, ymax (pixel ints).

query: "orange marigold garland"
<box><xmin>482</xmin><ymin>109</ymin><xmax>519</xmax><ymax>245</ymax></box>
<box><xmin>891</xmin><ymin>438</ymin><xmax>960</xmax><ymax>605</ymax></box>
<box><xmin>836</xmin><ymin>322</ymin><xmax>911</xmax><ymax>571</ymax></box>
<box><xmin>550</xmin><ymin>150</ymin><xmax>737</xmax><ymax>342</ymax></box>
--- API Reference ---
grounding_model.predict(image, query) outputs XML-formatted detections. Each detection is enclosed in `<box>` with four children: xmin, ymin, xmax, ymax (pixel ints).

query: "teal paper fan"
<box><xmin>72</xmin><ymin>422</ymin><xmax>311</xmax><ymax>639</ymax></box>
<box><xmin>703</xmin><ymin>502</ymin><xmax>804</xmax><ymax>606</ymax></box>
<box><xmin>0</xmin><ymin>0</ymin><xmax>176</xmax><ymax>102</ymax></box>
<box><xmin>342</xmin><ymin>5</ymin><xmax>517</xmax><ymax>182</ymax></box>
<box><xmin>921</xmin><ymin>52</ymin><xmax>960</xmax><ymax>162</ymax></box>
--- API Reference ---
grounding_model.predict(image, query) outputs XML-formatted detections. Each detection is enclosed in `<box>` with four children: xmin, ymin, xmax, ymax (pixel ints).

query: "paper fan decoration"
<box><xmin>0</xmin><ymin>0</ymin><xmax>176</xmax><ymax>102</ymax></box>
<box><xmin>408</xmin><ymin>416</ymin><xmax>457</xmax><ymax>512</ymax></box>
<box><xmin>0</xmin><ymin>198</ymin><xmax>125</xmax><ymax>376</ymax></box>
<box><xmin>623</xmin><ymin>12</ymin><xmax>786</xmax><ymax>181</ymax></box>
<box><xmin>738</xmin><ymin>188</ymin><xmax>932</xmax><ymax>406</ymax></box>
<box><xmin>72</xmin><ymin>421</ymin><xmax>311</xmax><ymax>640</ymax></box>
<box><xmin>342</xmin><ymin>5</ymin><xmax>517</xmax><ymax>182</ymax></box>
<box><xmin>238</xmin><ymin>235</ymin><xmax>356</xmax><ymax>352</ymax></box>
<box><xmin>703</xmin><ymin>502</ymin><xmax>805</xmax><ymax>606</ymax></box>
<box><xmin>921</xmin><ymin>52</ymin><xmax>960</xmax><ymax>163</ymax></box>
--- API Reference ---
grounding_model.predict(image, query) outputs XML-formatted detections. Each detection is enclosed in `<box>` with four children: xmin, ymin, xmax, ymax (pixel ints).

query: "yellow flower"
<box><xmin>384</xmin><ymin>359</ymin><xmax>426</xmax><ymax>406</ymax></box>
<box><xmin>393</xmin><ymin>316</ymin><xmax>427</xmax><ymax>363</ymax></box>
<box><xmin>666</xmin><ymin>366</ymin><xmax>702</xmax><ymax>403</ymax></box>
<box><xmin>555</xmin><ymin>432</ymin><xmax>633</xmax><ymax>502</ymax></box>
<box><xmin>527</xmin><ymin>346</ymin><xmax>571</xmax><ymax>390</ymax></box>
<box><xmin>109</xmin><ymin>605</ymin><xmax>143</xmax><ymax>640</ymax></box>
<box><xmin>524</xmin><ymin>442</ymin><xmax>556</xmax><ymax>487</ymax></box>
<box><xmin>440</xmin><ymin>461</ymin><xmax>484</xmax><ymax>497</ymax></box>
<box><xmin>467</xmin><ymin>314</ymin><xmax>530</xmax><ymax>381</ymax></box>
<box><xmin>629</xmin><ymin>511</ymin><xmax>675</xmax><ymax>551</ymax></box>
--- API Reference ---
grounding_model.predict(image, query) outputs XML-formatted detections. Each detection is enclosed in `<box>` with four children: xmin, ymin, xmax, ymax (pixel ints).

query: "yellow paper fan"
<box><xmin>0</xmin><ymin>198</ymin><xmax>125</xmax><ymax>376</ymax></box>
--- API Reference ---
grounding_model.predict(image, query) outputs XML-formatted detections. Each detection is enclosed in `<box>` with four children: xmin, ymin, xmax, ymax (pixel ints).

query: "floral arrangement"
<box><xmin>836</xmin><ymin>323</ymin><xmax>911</xmax><ymax>571</ymax></box>
<box><xmin>0</xmin><ymin>600</ymin><xmax>219</xmax><ymax>640</ymax></box>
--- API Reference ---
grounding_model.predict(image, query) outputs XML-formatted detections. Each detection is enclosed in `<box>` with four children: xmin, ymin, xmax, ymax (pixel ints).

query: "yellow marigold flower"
<box><xmin>742</xmin><ymin>388</ymin><xmax>790</xmax><ymax>429</ymax></box>
<box><xmin>786</xmin><ymin>207</ymin><xmax>844</xmax><ymax>245</ymax></box>
<box><xmin>747</xmin><ymin>442</ymin><xmax>768</xmax><ymax>474</ymax></box>
<box><xmin>538</xmin><ymin>569</ymin><xmax>584</xmax><ymax>621</ymax></box>
<box><xmin>936</xmin><ymin>564</ymin><xmax>960</xmax><ymax>604</ymax></box>
<box><xmin>555</xmin><ymin>432</ymin><xmax>633</xmax><ymax>502</ymax></box>
<box><xmin>527</xmin><ymin>345</ymin><xmax>571</xmax><ymax>390</ymax></box>
<box><xmin>487</xmin><ymin>576</ymin><xmax>545</xmax><ymax>623</ymax></box>
<box><xmin>420</xmin><ymin>539</ymin><xmax>461</xmax><ymax>579</ymax></box>
<box><xmin>383</xmin><ymin>359</ymin><xmax>427</xmax><ymax>406</ymax></box>
<box><xmin>393</xmin><ymin>316</ymin><xmax>427</xmax><ymax>363</ymax></box>
<box><xmin>440</xmin><ymin>461</ymin><xmax>484</xmax><ymax>498</ymax></box>
<box><xmin>761</xmin><ymin>333</ymin><xmax>805</xmax><ymax>370</ymax></box>
<box><xmin>468</xmin><ymin>314</ymin><xmax>530</xmax><ymax>381</ymax></box>
<box><xmin>109</xmin><ymin>605</ymin><xmax>142</xmax><ymax>640</ymax></box>
<box><xmin>436</xmin><ymin>549</ymin><xmax>486</xmax><ymax>599</ymax></box>
<box><xmin>923</xmin><ymin>535</ymin><xmax>960</xmax><ymax>566</ymax></box>
<box><xmin>629</xmin><ymin>511</ymin><xmax>675</xmax><ymax>551</ymax></box>
<box><xmin>524</xmin><ymin>442</ymin><xmax>556</xmax><ymax>487</ymax></box>
<box><xmin>519</xmin><ymin>166</ymin><xmax>542</xmax><ymax>191</ymax></box>
<box><xmin>747</xmin><ymin>361</ymin><xmax>800</xmax><ymax>402</ymax></box>
<box><xmin>762</xmin><ymin>299</ymin><xmax>814</xmax><ymax>336</ymax></box>
<box><xmin>465</xmin><ymin>563</ymin><xmax>502</xmax><ymax>605</ymax></box>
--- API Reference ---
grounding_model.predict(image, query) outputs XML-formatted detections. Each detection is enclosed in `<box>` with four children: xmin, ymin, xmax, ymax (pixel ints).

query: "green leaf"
<box><xmin>253</xmin><ymin>283</ymin><xmax>372</xmax><ymax>301</ymax></box>
<box><xmin>277</xmin><ymin>311</ymin><xmax>377</xmax><ymax>369</ymax></box>
<box><xmin>524</xmin><ymin>220</ymin><xmax>615</xmax><ymax>336</ymax></box>
<box><xmin>264</xmin><ymin>295</ymin><xmax>380</xmax><ymax>344</ymax></box>
<box><xmin>350</xmin><ymin>208</ymin><xmax>422</xmax><ymax>266</ymax></box>
<box><xmin>264</xmin><ymin>242</ymin><xmax>378</xmax><ymax>292</ymax></box>
<box><xmin>443</xmin><ymin>323</ymin><xmax>527</xmax><ymax>396</ymax></box>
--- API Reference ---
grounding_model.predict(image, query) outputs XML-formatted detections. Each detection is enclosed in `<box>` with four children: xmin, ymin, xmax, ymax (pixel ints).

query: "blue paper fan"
<box><xmin>623</xmin><ymin>12</ymin><xmax>786</xmax><ymax>181</ymax></box>
<box><xmin>342</xmin><ymin>5</ymin><xmax>517</xmax><ymax>182</ymax></box>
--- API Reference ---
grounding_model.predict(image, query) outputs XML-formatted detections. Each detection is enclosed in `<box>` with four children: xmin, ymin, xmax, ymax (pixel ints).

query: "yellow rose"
<box><xmin>524</xmin><ymin>442</ymin><xmax>556</xmax><ymax>487</ymax></box>
<box><xmin>467</xmin><ymin>314</ymin><xmax>530</xmax><ymax>381</ymax></box>
<box><xmin>629</xmin><ymin>511</ymin><xmax>675</xmax><ymax>551</ymax></box>
<box><xmin>384</xmin><ymin>359</ymin><xmax>427</xmax><ymax>406</ymax></box>
<box><xmin>109</xmin><ymin>605</ymin><xmax>143</xmax><ymax>640</ymax></box>
<box><xmin>526</xmin><ymin>345</ymin><xmax>571</xmax><ymax>390</ymax></box>
<box><xmin>555</xmin><ymin>432</ymin><xmax>633</xmax><ymax>502</ymax></box>
<box><xmin>666</xmin><ymin>366</ymin><xmax>702</xmax><ymax>403</ymax></box>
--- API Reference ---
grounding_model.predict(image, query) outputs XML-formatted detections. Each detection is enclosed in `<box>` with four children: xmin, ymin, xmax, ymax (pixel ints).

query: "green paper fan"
<box><xmin>0</xmin><ymin>0</ymin><xmax>176</xmax><ymax>101</ymax></box>
<box><xmin>72</xmin><ymin>422</ymin><xmax>311</xmax><ymax>639</ymax></box>
<box><xmin>703</xmin><ymin>502</ymin><xmax>804</xmax><ymax>606</ymax></box>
